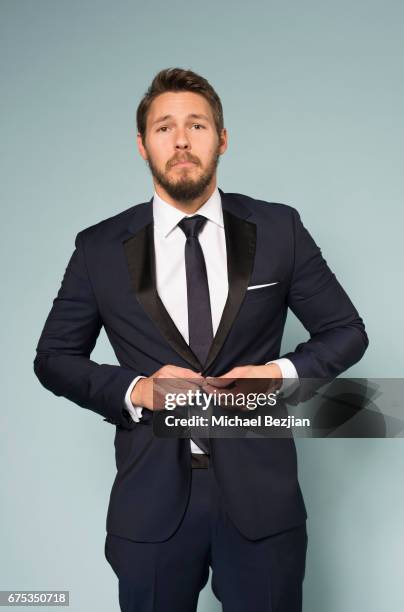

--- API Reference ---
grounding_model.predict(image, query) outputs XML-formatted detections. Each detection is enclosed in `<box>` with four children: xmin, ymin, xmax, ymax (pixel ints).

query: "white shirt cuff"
<box><xmin>124</xmin><ymin>375</ymin><xmax>146</xmax><ymax>422</ymax></box>
<box><xmin>265</xmin><ymin>358</ymin><xmax>299</xmax><ymax>397</ymax></box>
<box><xmin>124</xmin><ymin>377</ymin><xmax>205</xmax><ymax>453</ymax></box>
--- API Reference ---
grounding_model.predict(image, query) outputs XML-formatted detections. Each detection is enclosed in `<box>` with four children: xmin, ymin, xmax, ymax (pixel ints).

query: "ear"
<box><xmin>137</xmin><ymin>133</ymin><xmax>148</xmax><ymax>161</ymax></box>
<box><xmin>218</xmin><ymin>128</ymin><xmax>228</xmax><ymax>156</ymax></box>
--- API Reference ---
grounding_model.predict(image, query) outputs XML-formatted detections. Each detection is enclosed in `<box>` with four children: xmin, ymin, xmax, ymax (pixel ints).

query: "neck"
<box><xmin>154</xmin><ymin>177</ymin><xmax>217</xmax><ymax>214</ymax></box>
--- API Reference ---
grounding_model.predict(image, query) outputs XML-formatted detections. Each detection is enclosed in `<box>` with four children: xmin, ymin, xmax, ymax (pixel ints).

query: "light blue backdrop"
<box><xmin>1</xmin><ymin>1</ymin><xmax>403</xmax><ymax>610</ymax></box>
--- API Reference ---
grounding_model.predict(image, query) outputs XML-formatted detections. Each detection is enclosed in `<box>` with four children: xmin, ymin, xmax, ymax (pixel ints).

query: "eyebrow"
<box><xmin>151</xmin><ymin>113</ymin><xmax>210</xmax><ymax>126</ymax></box>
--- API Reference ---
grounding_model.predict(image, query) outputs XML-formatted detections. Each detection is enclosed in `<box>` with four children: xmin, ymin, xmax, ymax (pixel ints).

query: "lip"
<box><xmin>173</xmin><ymin>161</ymin><xmax>196</xmax><ymax>167</ymax></box>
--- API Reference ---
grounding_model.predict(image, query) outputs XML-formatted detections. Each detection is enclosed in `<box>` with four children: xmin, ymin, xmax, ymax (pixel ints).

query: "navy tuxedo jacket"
<box><xmin>34</xmin><ymin>189</ymin><xmax>368</xmax><ymax>542</ymax></box>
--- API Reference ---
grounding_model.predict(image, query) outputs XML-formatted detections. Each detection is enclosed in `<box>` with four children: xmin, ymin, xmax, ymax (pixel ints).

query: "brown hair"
<box><xmin>136</xmin><ymin>67</ymin><xmax>224</xmax><ymax>143</ymax></box>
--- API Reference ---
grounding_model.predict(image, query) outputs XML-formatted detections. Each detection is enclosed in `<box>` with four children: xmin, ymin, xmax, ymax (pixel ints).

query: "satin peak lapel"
<box><xmin>123</xmin><ymin>221</ymin><xmax>203</xmax><ymax>371</ymax></box>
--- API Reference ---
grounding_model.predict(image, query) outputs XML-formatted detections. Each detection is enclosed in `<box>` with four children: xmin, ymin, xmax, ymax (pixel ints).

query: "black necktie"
<box><xmin>178</xmin><ymin>215</ymin><xmax>213</xmax><ymax>454</ymax></box>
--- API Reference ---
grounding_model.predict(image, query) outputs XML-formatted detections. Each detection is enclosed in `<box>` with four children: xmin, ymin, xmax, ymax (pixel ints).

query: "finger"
<box><xmin>205</xmin><ymin>376</ymin><xmax>237</xmax><ymax>388</ymax></box>
<box><xmin>157</xmin><ymin>379</ymin><xmax>202</xmax><ymax>395</ymax></box>
<box><xmin>167</xmin><ymin>366</ymin><xmax>203</xmax><ymax>376</ymax></box>
<box><xmin>218</xmin><ymin>370</ymin><xmax>241</xmax><ymax>379</ymax></box>
<box><xmin>200</xmin><ymin>382</ymin><xmax>223</xmax><ymax>395</ymax></box>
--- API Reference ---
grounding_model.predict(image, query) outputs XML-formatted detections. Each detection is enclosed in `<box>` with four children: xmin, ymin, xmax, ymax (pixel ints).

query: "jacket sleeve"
<box><xmin>281</xmin><ymin>209</ymin><xmax>369</xmax><ymax>379</ymax></box>
<box><xmin>33</xmin><ymin>230</ymin><xmax>140</xmax><ymax>429</ymax></box>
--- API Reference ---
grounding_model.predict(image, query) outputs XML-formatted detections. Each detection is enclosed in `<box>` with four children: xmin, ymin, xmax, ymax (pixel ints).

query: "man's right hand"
<box><xmin>131</xmin><ymin>365</ymin><xmax>204</xmax><ymax>411</ymax></box>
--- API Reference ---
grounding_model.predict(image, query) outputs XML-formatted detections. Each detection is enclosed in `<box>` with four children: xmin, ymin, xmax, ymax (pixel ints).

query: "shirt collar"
<box><xmin>152</xmin><ymin>186</ymin><xmax>224</xmax><ymax>238</ymax></box>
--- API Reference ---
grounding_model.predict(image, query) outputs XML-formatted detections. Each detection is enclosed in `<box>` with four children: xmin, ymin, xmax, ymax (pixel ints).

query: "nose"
<box><xmin>174</xmin><ymin>127</ymin><xmax>190</xmax><ymax>150</ymax></box>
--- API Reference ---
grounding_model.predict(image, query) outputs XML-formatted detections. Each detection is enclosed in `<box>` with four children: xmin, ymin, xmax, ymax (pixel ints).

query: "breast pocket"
<box><xmin>245</xmin><ymin>281</ymin><xmax>282</xmax><ymax>303</ymax></box>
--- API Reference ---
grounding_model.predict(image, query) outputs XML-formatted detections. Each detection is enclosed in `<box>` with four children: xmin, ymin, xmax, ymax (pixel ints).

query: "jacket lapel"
<box><xmin>123</xmin><ymin>210</ymin><xmax>203</xmax><ymax>371</ymax></box>
<box><xmin>123</xmin><ymin>190</ymin><xmax>256</xmax><ymax>373</ymax></box>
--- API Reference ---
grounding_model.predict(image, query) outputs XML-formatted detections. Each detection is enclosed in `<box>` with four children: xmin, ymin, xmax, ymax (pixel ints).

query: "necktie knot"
<box><xmin>178</xmin><ymin>215</ymin><xmax>208</xmax><ymax>239</ymax></box>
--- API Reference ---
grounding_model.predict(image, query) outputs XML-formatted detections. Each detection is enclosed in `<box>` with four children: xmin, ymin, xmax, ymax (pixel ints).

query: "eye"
<box><xmin>157</xmin><ymin>126</ymin><xmax>169</xmax><ymax>132</ymax></box>
<box><xmin>192</xmin><ymin>124</ymin><xmax>205</xmax><ymax>130</ymax></box>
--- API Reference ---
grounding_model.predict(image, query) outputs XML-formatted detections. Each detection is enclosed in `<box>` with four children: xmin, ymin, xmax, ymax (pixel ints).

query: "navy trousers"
<box><xmin>104</xmin><ymin>459</ymin><xmax>307</xmax><ymax>612</ymax></box>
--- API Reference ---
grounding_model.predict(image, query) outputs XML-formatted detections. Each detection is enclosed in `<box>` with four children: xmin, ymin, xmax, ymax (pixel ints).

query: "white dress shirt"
<box><xmin>124</xmin><ymin>187</ymin><xmax>298</xmax><ymax>453</ymax></box>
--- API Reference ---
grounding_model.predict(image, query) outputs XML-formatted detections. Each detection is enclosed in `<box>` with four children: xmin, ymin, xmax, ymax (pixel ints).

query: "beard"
<box><xmin>145</xmin><ymin>146</ymin><xmax>221</xmax><ymax>203</ymax></box>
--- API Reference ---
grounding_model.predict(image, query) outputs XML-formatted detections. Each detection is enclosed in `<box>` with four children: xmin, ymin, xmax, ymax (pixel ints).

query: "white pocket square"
<box><xmin>247</xmin><ymin>282</ymin><xmax>279</xmax><ymax>290</ymax></box>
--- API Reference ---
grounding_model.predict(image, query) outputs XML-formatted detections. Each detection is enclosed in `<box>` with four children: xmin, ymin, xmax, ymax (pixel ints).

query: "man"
<box><xmin>34</xmin><ymin>67</ymin><xmax>368</xmax><ymax>612</ymax></box>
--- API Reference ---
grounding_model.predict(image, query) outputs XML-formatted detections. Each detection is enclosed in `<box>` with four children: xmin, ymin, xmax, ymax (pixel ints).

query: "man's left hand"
<box><xmin>222</xmin><ymin>363</ymin><xmax>282</xmax><ymax>380</ymax></box>
<box><xmin>200</xmin><ymin>363</ymin><xmax>283</xmax><ymax>402</ymax></box>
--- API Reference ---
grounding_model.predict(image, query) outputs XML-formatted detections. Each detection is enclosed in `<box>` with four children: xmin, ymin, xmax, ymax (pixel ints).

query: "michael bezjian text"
<box><xmin>164</xmin><ymin>414</ymin><xmax>311</xmax><ymax>429</ymax></box>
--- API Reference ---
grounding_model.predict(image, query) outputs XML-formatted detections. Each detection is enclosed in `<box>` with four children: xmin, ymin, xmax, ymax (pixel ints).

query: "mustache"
<box><xmin>167</xmin><ymin>154</ymin><xmax>201</xmax><ymax>169</ymax></box>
